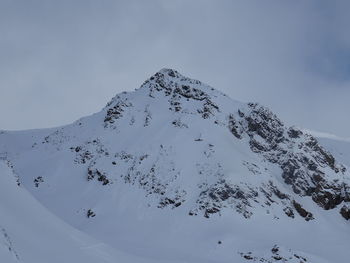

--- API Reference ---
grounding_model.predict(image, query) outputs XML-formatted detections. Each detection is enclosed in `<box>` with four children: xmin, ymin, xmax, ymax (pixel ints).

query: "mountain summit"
<box><xmin>1</xmin><ymin>69</ymin><xmax>350</xmax><ymax>262</ymax></box>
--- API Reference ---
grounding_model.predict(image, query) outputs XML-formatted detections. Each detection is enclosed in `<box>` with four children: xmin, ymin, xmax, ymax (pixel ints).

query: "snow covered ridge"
<box><xmin>1</xmin><ymin>68</ymin><xmax>350</xmax><ymax>262</ymax></box>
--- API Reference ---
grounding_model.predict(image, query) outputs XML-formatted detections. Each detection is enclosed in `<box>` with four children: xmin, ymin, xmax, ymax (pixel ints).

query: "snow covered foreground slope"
<box><xmin>1</xmin><ymin>68</ymin><xmax>350</xmax><ymax>262</ymax></box>
<box><xmin>0</xmin><ymin>161</ymin><xmax>163</xmax><ymax>263</ymax></box>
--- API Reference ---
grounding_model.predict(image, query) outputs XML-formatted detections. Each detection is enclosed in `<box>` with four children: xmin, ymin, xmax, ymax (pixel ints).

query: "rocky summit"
<box><xmin>1</xmin><ymin>69</ymin><xmax>350</xmax><ymax>263</ymax></box>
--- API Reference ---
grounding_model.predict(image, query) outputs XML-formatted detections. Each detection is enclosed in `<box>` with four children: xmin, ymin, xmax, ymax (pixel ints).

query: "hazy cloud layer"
<box><xmin>1</xmin><ymin>0</ymin><xmax>350</xmax><ymax>136</ymax></box>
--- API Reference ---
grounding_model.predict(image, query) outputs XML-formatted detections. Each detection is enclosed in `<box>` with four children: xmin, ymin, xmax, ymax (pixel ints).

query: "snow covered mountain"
<box><xmin>1</xmin><ymin>68</ymin><xmax>349</xmax><ymax>262</ymax></box>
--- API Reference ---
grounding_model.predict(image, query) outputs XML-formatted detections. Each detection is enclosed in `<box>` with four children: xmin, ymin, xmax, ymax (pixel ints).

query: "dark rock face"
<box><xmin>283</xmin><ymin>207</ymin><xmax>295</xmax><ymax>218</ymax></box>
<box><xmin>158</xmin><ymin>197</ymin><xmax>182</xmax><ymax>209</ymax></box>
<box><xmin>104</xmin><ymin>100</ymin><xmax>133</xmax><ymax>127</ymax></box>
<box><xmin>228</xmin><ymin>114</ymin><xmax>242</xmax><ymax>139</ymax></box>
<box><xmin>292</xmin><ymin>200</ymin><xmax>314</xmax><ymax>221</ymax></box>
<box><xmin>287</xmin><ymin>127</ymin><xmax>303</xmax><ymax>139</ymax></box>
<box><xmin>34</xmin><ymin>176</ymin><xmax>44</xmax><ymax>188</ymax></box>
<box><xmin>87</xmin><ymin>168</ymin><xmax>110</xmax><ymax>185</ymax></box>
<box><xmin>190</xmin><ymin>180</ymin><xmax>258</xmax><ymax>219</ymax></box>
<box><xmin>340</xmin><ymin>205</ymin><xmax>350</xmax><ymax>220</ymax></box>
<box><xmin>244</xmin><ymin>103</ymin><xmax>285</xmax><ymax>146</ymax></box>
<box><xmin>87</xmin><ymin>209</ymin><xmax>96</xmax><ymax>218</ymax></box>
<box><xmin>227</xmin><ymin>103</ymin><xmax>350</xmax><ymax>216</ymax></box>
<box><xmin>239</xmin><ymin>245</ymin><xmax>308</xmax><ymax>262</ymax></box>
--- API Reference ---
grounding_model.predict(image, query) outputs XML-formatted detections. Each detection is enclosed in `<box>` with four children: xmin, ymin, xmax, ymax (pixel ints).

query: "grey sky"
<box><xmin>1</xmin><ymin>0</ymin><xmax>350</xmax><ymax>136</ymax></box>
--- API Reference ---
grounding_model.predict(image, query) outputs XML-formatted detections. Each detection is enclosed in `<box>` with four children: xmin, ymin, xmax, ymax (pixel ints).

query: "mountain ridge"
<box><xmin>0</xmin><ymin>68</ymin><xmax>349</xmax><ymax>262</ymax></box>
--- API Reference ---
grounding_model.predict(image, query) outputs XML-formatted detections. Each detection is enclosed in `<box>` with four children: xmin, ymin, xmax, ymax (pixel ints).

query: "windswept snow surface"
<box><xmin>1</xmin><ymin>69</ymin><xmax>350</xmax><ymax>262</ymax></box>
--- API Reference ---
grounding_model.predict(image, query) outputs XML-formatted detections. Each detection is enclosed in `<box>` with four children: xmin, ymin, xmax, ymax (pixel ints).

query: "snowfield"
<box><xmin>0</xmin><ymin>69</ymin><xmax>349</xmax><ymax>262</ymax></box>
<box><xmin>0</xmin><ymin>161</ymin><xmax>163</xmax><ymax>263</ymax></box>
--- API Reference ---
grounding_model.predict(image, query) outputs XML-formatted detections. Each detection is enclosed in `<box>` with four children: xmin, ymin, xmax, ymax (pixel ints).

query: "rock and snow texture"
<box><xmin>1</xmin><ymin>68</ymin><xmax>350</xmax><ymax>262</ymax></box>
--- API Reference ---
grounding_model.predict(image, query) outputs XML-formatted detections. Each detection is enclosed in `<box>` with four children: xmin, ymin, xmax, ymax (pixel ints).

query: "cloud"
<box><xmin>1</xmin><ymin>0</ymin><xmax>350</xmax><ymax>136</ymax></box>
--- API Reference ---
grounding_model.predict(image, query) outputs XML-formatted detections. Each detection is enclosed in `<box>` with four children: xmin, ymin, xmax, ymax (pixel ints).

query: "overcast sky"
<box><xmin>1</xmin><ymin>0</ymin><xmax>350</xmax><ymax>136</ymax></box>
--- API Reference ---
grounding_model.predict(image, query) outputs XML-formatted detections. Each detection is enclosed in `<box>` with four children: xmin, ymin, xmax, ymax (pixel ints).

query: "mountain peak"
<box><xmin>1</xmin><ymin>69</ymin><xmax>350</xmax><ymax>262</ymax></box>
<box><xmin>106</xmin><ymin>68</ymin><xmax>221</xmax><ymax>113</ymax></box>
<box><xmin>154</xmin><ymin>68</ymin><xmax>181</xmax><ymax>78</ymax></box>
<box><xmin>135</xmin><ymin>68</ymin><xmax>234</xmax><ymax>107</ymax></box>
<box><xmin>141</xmin><ymin>68</ymin><xmax>204</xmax><ymax>90</ymax></box>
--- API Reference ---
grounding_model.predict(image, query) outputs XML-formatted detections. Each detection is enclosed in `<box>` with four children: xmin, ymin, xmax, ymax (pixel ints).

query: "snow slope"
<box><xmin>1</xmin><ymin>69</ymin><xmax>350</xmax><ymax>262</ymax></box>
<box><xmin>0</xmin><ymin>161</ymin><xmax>113</xmax><ymax>262</ymax></box>
<box><xmin>0</xmin><ymin>160</ymin><xmax>186</xmax><ymax>263</ymax></box>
